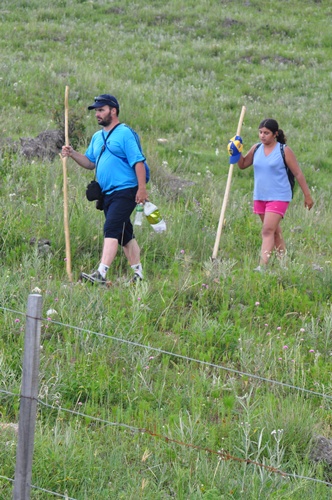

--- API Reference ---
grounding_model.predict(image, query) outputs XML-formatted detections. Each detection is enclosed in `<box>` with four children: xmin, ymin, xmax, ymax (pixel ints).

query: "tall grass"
<box><xmin>1</xmin><ymin>0</ymin><xmax>332</xmax><ymax>498</ymax></box>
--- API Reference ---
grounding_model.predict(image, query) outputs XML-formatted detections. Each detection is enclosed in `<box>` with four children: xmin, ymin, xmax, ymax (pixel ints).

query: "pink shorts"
<box><xmin>253</xmin><ymin>200</ymin><xmax>289</xmax><ymax>218</ymax></box>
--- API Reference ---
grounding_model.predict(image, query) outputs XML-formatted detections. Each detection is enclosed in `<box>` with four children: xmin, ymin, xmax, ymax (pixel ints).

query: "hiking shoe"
<box><xmin>80</xmin><ymin>270</ymin><xmax>106</xmax><ymax>285</ymax></box>
<box><xmin>129</xmin><ymin>273</ymin><xmax>143</xmax><ymax>285</ymax></box>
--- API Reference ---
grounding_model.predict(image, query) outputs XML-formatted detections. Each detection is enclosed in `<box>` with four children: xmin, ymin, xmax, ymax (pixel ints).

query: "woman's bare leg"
<box><xmin>258</xmin><ymin>212</ymin><xmax>283</xmax><ymax>266</ymax></box>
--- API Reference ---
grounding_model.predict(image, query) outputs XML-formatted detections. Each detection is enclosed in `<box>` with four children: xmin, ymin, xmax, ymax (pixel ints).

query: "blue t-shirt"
<box><xmin>85</xmin><ymin>123</ymin><xmax>146</xmax><ymax>194</ymax></box>
<box><xmin>253</xmin><ymin>143</ymin><xmax>292</xmax><ymax>201</ymax></box>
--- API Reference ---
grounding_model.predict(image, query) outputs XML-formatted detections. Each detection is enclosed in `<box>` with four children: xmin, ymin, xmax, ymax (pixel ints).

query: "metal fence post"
<box><xmin>13</xmin><ymin>294</ymin><xmax>43</xmax><ymax>500</ymax></box>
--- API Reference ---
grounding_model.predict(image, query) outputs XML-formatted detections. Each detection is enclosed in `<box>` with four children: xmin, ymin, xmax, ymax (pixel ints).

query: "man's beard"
<box><xmin>98</xmin><ymin>113</ymin><xmax>112</xmax><ymax>127</ymax></box>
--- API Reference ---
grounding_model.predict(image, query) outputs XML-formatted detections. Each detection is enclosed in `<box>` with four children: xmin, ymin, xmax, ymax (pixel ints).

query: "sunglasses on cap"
<box><xmin>94</xmin><ymin>96</ymin><xmax>118</xmax><ymax>107</ymax></box>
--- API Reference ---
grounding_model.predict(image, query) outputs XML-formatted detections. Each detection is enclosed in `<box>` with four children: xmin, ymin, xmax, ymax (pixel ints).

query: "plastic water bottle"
<box><xmin>134</xmin><ymin>203</ymin><xmax>144</xmax><ymax>226</ymax></box>
<box><xmin>144</xmin><ymin>201</ymin><xmax>166</xmax><ymax>233</ymax></box>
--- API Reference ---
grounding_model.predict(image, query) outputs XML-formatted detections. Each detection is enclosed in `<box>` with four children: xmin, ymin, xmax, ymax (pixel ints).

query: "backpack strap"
<box><xmin>101</xmin><ymin>123</ymin><xmax>150</xmax><ymax>183</ymax></box>
<box><xmin>253</xmin><ymin>142</ymin><xmax>287</xmax><ymax>167</ymax></box>
<box><xmin>124</xmin><ymin>125</ymin><xmax>144</xmax><ymax>156</ymax></box>
<box><xmin>280</xmin><ymin>143</ymin><xmax>287</xmax><ymax>167</ymax></box>
<box><xmin>95</xmin><ymin>123</ymin><xmax>121</xmax><ymax>180</ymax></box>
<box><xmin>280</xmin><ymin>143</ymin><xmax>295</xmax><ymax>197</ymax></box>
<box><xmin>124</xmin><ymin>125</ymin><xmax>150</xmax><ymax>181</ymax></box>
<box><xmin>102</xmin><ymin>124</ymin><xmax>145</xmax><ymax>161</ymax></box>
<box><xmin>253</xmin><ymin>143</ymin><xmax>261</xmax><ymax>155</ymax></box>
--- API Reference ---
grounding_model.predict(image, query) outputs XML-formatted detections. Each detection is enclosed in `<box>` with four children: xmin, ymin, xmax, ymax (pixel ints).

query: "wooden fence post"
<box><xmin>13</xmin><ymin>294</ymin><xmax>43</xmax><ymax>500</ymax></box>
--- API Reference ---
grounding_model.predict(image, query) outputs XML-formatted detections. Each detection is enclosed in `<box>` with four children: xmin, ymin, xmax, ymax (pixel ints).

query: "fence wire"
<box><xmin>1</xmin><ymin>304</ymin><xmax>332</xmax><ymax>498</ymax></box>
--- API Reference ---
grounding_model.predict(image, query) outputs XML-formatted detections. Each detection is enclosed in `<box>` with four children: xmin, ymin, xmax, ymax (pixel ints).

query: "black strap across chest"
<box><xmin>94</xmin><ymin>123</ymin><xmax>121</xmax><ymax>178</ymax></box>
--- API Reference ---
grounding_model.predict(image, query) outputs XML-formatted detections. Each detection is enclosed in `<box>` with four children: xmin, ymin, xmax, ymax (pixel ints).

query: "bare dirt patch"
<box><xmin>0</xmin><ymin>129</ymin><xmax>64</xmax><ymax>161</ymax></box>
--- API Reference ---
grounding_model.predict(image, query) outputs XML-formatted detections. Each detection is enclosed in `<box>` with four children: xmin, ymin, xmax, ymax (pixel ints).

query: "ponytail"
<box><xmin>259</xmin><ymin>118</ymin><xmax>287</xmax><ymax>144</ymax></box>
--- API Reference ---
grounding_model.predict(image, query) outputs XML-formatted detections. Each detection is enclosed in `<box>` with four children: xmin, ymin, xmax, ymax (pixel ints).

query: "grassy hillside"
<box><xmin>1</xmin><ymin>0</ymin><xmax>332</xmax><ymax>498</ymax></box>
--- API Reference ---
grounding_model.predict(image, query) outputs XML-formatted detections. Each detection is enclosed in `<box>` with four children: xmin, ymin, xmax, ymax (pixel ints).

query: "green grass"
<box><xmin>1</xmin><ymin>0</ymin><xmax>332</xmax><ymax>498</ymax></box>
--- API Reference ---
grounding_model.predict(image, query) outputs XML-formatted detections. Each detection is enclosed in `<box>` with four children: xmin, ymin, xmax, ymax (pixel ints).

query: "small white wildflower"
<box><xmin>46</xmin><ymin>309</ymin><xmax>58</xmax><ymax>316</ymax></box>
<box><xmin>32</xmin><ymin>287</ymin><xmax>42</xmax><ymax>293</ymax></box>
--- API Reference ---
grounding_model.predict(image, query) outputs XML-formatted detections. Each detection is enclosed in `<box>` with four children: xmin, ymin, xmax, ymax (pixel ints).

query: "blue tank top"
<box><xmin>253</xmin><ymin>143</ymin><xmax>292</xmax><ymax>201</ymax></box>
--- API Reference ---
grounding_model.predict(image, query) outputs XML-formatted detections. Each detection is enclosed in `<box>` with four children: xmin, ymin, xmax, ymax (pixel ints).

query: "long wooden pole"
<box><xmin>212</xmin><ymin>105</ymin><xmax>246</xmax><ymax>261</ymax></box>
<box><xmin>61</xmin><ymin>86</ymin><xmax>73</xmax><ymax>282</ymax></box>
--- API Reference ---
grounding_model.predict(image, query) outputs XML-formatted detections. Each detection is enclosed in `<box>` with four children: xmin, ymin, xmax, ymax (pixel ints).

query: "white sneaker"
<box><xmin>80</xmin><ymin>270</ymin><xmax>106</xmax><ymax>285</ymax></box>
<box><xmin>129</xmin><ymin>273</ymin><xmax>143</xmax><ymax>284</ymax></box>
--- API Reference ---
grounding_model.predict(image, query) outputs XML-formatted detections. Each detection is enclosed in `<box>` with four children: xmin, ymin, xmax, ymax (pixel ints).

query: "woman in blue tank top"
<box><xmin>235</xmin><ymin>118</ymin><xmax>314</xmax><ymax>271</ymax></box>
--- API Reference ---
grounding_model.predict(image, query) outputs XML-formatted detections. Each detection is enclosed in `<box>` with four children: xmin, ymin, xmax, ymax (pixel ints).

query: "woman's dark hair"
<box><xmin>259</xmin><ymin>118</ymin><xmax>287</xmax><ymax>144</ymax></box>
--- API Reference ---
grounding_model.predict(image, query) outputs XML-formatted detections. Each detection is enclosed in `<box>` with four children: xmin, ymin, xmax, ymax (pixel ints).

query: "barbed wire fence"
<box><xmin>1</xmin><ymin>295</ymin><xmax>332</xmax><ymax>499</ymax></box>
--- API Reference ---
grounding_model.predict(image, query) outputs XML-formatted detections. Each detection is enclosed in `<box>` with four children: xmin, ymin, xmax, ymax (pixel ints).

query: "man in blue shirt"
<box><xmin>62</xmin><ymin>94</ymin><xmax>148</xmax><ymax>284</ymax></box>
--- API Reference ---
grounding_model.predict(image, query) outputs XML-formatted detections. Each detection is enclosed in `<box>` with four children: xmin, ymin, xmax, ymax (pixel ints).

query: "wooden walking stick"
<box><xmin>60</xmin><ymin>86</ymin><xmax>73</xmax><ymax>282</ymax></box>
<box><xmin>212</xmin><ymin>105</ymin><xmax>246</xmax><ymax>261</ymax></box>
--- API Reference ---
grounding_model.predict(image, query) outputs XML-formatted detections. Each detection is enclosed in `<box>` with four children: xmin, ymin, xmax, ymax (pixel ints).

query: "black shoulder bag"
<box><xmin>85</xmin><ymin>123</ymin><xmax>121</xmax><ymax>210</ymax></box>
